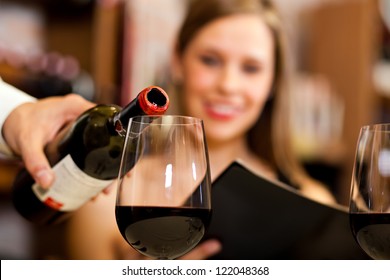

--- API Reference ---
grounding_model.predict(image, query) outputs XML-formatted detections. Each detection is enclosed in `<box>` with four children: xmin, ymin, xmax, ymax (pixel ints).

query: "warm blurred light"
<box><xmin>44</xmin><ymin>51</ymin><xmax>62</xmax><ymax>76</ymax></box>
<box><xmin>3</xmin><ymin>48</ymin><xmax>25</xmax><ymax>69</ymax></box>
<box><xmin>25</xmin><ymin>52</ymin><xmax>45</xmax><ymax>73</ymax></box>
<box><xmin>59</xmin><ymin>55</ymin><xmax>80</xmax><ymax>80</ymax></box>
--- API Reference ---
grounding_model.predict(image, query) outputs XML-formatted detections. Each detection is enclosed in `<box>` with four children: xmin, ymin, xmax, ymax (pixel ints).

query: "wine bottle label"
<box><xmin>32</xmin><ymin>154</ymin><xmax>113</xmax><ymax>211</ymax></box>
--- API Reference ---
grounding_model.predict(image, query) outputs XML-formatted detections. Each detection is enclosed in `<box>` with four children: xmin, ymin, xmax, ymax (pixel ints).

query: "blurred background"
<box><xmin>0</xmin><ymin>0</ymin><xmax>389</xmax><ymax>259</ymax></box>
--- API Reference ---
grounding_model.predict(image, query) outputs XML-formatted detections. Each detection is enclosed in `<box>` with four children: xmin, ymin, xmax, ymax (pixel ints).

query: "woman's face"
<box><xmin>176</xmin><ymin>14</ymin><xmax>275</xmax><ymax>145</ymax></box>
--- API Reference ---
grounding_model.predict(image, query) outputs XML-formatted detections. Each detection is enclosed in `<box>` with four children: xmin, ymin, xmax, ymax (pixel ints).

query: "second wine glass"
<box><xmin>115</xmin><ymin>115</ymin><xmax>212</xmax><ymax>260</ymax></box>
<box><xmin>349</xmin><ymin>123</ymin><xmax>390</xmax><ymax>259</ymax></box>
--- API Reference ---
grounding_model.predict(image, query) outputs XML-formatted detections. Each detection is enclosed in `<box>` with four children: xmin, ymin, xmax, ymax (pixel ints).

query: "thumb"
<box><xmin>21</xmin><ymin>145</ymin><xmax>55</xmax><ymax>189</ymax></box>
<box><xmin>179</xmin><ymin>239</ymin><xmax>222</xmax><ymax>260</ymax></box>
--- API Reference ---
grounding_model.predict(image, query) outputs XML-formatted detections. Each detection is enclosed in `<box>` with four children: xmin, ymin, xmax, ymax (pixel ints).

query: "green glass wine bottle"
<box><xmin>12</xmin><ymin>86</ymin><xmax>169</xmax><ymax>225</ymax></box>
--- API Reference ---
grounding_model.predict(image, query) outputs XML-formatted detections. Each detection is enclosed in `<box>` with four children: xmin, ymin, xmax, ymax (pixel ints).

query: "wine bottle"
<box><xmin>12</xmin><ymin>86</ymin><xmax>169</xmax><ymax>225</ymax></box>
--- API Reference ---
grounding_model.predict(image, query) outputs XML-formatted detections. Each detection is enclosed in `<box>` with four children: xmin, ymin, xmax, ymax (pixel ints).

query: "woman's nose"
<box><xmin>218</xmin><ymin>65</ymin><xmax>242</xmax><ymax>95</ymax></box>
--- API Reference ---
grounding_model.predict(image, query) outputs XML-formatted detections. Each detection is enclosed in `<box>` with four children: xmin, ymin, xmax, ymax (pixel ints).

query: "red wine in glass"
<box><xmin>349</xmin><ymin>124</ymin><xmax>390</xmax><ymax>260</ymax></box>
<box><xmin>350</xmin><ymin>213</ymin><xmax>390</xmax><ymax>260</ymax></box>
<box><xmin>115</xmin><ymin>115</ymin><xmax>212</xmax><ymax>259</ymax></box>
<box><xmin>116</xmin><ymin>206</ymin><xmax>211</xmax><ymax>259</ymax></box>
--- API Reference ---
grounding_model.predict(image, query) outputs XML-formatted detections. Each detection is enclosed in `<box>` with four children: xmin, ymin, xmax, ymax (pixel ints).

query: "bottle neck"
<box><xmin>114</xmin><ymin>86</ymin><xmax>169</xmax><ymax>136</ymax></box>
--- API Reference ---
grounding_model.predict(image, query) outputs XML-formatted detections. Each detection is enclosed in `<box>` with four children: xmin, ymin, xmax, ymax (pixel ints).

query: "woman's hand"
<box><xmin>179</xmin><ymin>239</ymin><xmax>222</xmax><ymax>260</ymax></box>
<box><xmin>122</xmin><ymin>239</ymin><xmax>222</xmax><ymax>260</ymax></box>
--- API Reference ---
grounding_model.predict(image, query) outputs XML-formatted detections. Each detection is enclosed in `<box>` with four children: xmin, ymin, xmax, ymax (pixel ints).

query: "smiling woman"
<box><xmin>172</xmin><ymin>13</ymin><xmax>275</xmax><ymax>161</ymax></box>
<box><xmin>169</xmin><ymin>0</ymin><xmax>333</xmax><ymax>197</ymax></box>
<box><xmin>66</xmin><ymin>0</ymin><xmax>335</xmax><ymax>260</ymax></box>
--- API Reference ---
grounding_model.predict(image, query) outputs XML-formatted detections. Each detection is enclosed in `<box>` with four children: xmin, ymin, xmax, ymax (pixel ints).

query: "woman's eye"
<box><xmin>200</xmin><ymin>55</ymin><xmax>219</xmax><ymax>66</ymax></box>
<box><xmin>243</xmin><ymin>64</ymin><xmax>261</xmax><ymax>74</ymax></box>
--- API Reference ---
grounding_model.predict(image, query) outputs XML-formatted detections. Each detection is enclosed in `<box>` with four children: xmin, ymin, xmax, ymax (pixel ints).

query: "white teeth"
<box><xmin>210</xmin><ymin>104</ymin><xmax>237</xmax><ymax>115</ymax></box>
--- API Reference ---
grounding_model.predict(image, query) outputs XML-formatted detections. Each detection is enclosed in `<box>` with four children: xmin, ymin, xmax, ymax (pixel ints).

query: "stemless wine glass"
<box><xmin>115</xmin><ymin>115</ymin><xmax>212</xmax><ymax>260</ymax></box>
<box><xmin>349</xmin><ymin>123</ymin><xmax>390</xmax><ymax>260</ymax></box>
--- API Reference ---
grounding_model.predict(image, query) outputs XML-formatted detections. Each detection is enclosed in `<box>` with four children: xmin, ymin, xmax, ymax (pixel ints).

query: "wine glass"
<box><xmin>115</xmin><ymin>115</ymin><xmax>212</xmax><ymax>260</ymax></box>
<box><xmin>349</xmin><ymin>123</ymin><xmax>390</xmax><ymax>260</ymax></box>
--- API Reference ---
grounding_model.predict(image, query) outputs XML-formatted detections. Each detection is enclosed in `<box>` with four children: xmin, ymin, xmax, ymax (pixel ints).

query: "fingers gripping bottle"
<box><xmin>12</xmin><ymin>86</ymin><xmax>169</xmax><ymax>225</ymax></box>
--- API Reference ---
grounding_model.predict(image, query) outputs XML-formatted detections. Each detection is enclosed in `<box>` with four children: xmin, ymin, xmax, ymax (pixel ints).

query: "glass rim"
<box><xmin>361</xmin><ymin>123</ymin><xmax>390</xmax><ymax>132</ymax></box>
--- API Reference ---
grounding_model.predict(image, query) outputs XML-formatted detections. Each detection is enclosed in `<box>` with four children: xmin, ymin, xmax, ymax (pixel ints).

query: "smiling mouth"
<box><xmin>205</xmin><ymin>103</ymin><xmax>241</xmax><ymax>119</ymax></box>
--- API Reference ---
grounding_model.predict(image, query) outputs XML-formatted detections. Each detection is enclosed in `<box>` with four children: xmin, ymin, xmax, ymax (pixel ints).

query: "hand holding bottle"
<box><xmin>3</xmin><ymin>94</ymin><xmax>95</xmax><ymax>188</ymax></box>
<box><xmin>12</xmin><ymin>86</ymin><xmax>170</xmax><ymax>225</ymax></box>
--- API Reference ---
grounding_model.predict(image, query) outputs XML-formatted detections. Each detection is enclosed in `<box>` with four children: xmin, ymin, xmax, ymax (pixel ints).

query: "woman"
<box><xmin>66</xmin><ymin>0</ymin><xmax>335</xmax><ymax>260</ymax></box>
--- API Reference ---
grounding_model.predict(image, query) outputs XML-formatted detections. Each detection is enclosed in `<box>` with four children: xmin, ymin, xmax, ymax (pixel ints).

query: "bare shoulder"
<box><xmin>300</xmin><ymin>179</ymin><xmax>337</xmax><ymax>205</ymax></box>
<box><xmin>237</xmin><ymin>154</ymin><xmax>277</xmax><ymax>181</ymax></box>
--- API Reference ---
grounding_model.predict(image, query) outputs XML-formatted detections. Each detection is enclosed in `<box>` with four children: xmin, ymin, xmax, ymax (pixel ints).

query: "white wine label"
<box><xmin>32</xmin><ymin>154</ymin><xmax>113</xmax><ymax>211</ymax></box>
